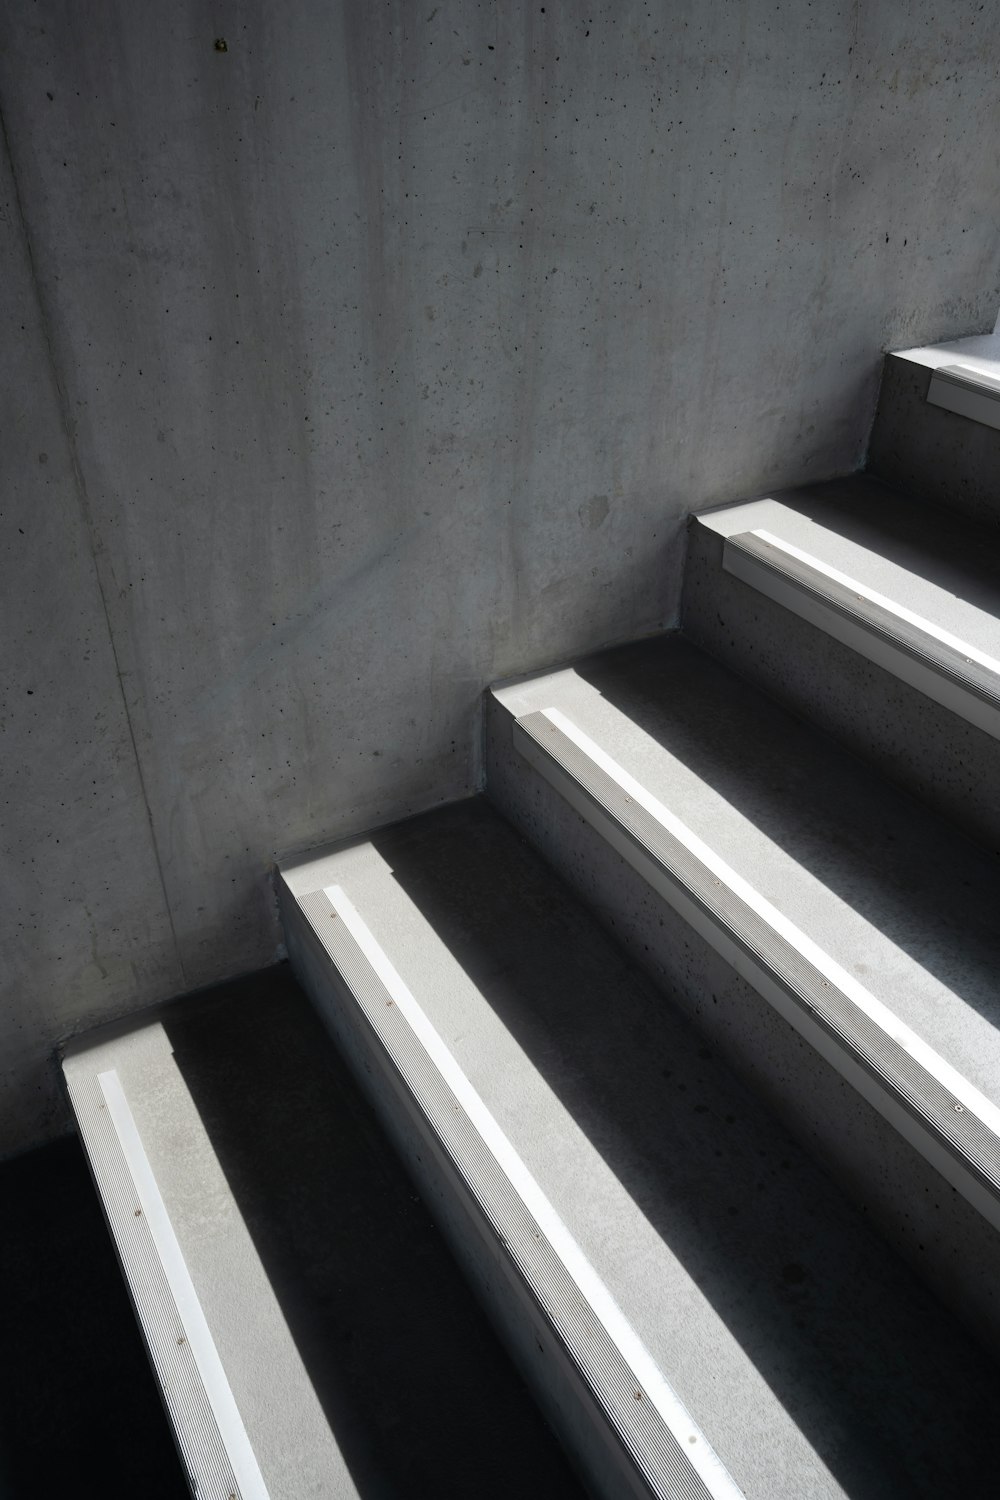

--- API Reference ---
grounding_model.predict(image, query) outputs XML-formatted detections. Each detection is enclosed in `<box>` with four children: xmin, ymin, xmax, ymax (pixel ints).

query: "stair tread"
<box><xmin>62</xmin><ymin>969</ymin><xmax>587</xmax><ymax>1500</ymax></box>
<box><xmin>892</xmin><ymin>330</ymin><xmax>1000</xmax><ymax>380</ymax></box>
<box><xmin>695</xmin><ymin>473</ymin><xmax>1000</xmax><ymax>662</ymax></box>
<box><xmin>285</xmin><ymin>799</ymin><xmax>1000</xmax><ymax>1500</ymax></box>
<box><xmin>494</xmin><ymin>634</ymin><xmax>1000</xmax><ymax>1109</ymax></box>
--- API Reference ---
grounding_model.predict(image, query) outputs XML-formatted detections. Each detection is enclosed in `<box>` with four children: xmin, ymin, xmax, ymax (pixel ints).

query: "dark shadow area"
<box><xmin>572</xmin><ymin>634</ymin><xmax>1000</xmax><ymax>1033</ymax></box>
<box><xmin>163</xmin><ymin>966</ymin><xmax>585</xmax><ymax>1500</ymax></box>
<box><xmin>754</xmin><ymin>472</ymin><xmax>1000</xmax><ymax>622</ymax></box>
<box><xmin>0</xmin><ymin>1135</ymin><xmax>188</xmax><ymax>1499</ymax></box>
<box><xmin>375</xmin><ymin>798</ymin><xmax>1000</xmax><ymax>1499</ymax></box>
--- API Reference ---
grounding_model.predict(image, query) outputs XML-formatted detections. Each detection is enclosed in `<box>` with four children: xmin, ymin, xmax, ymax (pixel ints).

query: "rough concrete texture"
<box><xmin>868</xmin><ymin>352</ymin><xmax>1000</xmax><ymax>527</ymax></box>
<box><xmin>0</xmin><ymin>126</ymin><xmax>183</xmax><ymax>1155</ymax></box>
<box><xmin>2</xmin><ymin>1</ymin><xmax>999</xmax><ymax>1153</ymax></box>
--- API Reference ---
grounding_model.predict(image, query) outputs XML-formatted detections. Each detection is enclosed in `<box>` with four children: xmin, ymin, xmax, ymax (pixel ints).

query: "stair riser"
<box><xmin>868</xmin><ymin>354</ymin><xmax>1000</xmax><ymax>528</ymax></box>
<box><xmin>681</xmin><ymin>520</ymin><xmax>1000</xmax><ymax>857</ymax></box>
<box><xmin>279</xmin><ymin>883</ymin><xmax>683</xmax><ymax>1500</ymax></box>
<box><xmin>484</xmin><ymin>692</ymin><xmax>1000</xmax><ymax>1357</ymax></box>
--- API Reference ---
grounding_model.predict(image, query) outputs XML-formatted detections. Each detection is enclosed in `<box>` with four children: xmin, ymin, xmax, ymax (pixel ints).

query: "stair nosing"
<box><xmin>512</xmin><ymin>704</ymin><xmax>1000</xmax><ymax>1233</ymax></box>
<box><xmin>291</xmin><ymin>879</ymin><xmax>745</xmax><ymax>1500</ymax></box>
<box><xmin>721</xmin><ymin>527</ymin><xmax>1000</xmax><ymax>739</ymax></box>
<box><xmin>63</xmin><ymin>1059</ymin><xmax>270</xmax><ymax>1500</ymax></box>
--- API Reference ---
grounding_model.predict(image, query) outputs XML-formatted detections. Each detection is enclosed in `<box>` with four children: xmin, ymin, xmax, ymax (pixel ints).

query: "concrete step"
<box><xmin>682</xmin><ymin>473</ymin><xmax>1000</xmax><ymax>854</ymax></box>
<box><xmin>486</xmin><ymin>635</ymin><xmax>1000</xmax><ymax>1352</ymax></box>
<box><xmin>280</xmin><ymin>799</ymin><xmax>1000</xmax><ymax>1500</ymax></box>
<box><xmin>867</xmin><ymin>332</ymin><xmax>1000</xmax><ymax>527</ymax></box>
<box><xmin>61</xmin><ymin>968</ymin><xmax>586</xmax><ymax>1500</ymax></box>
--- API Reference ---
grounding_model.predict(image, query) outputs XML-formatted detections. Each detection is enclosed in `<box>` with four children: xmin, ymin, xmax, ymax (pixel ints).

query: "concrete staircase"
<box><xmin>63</xmin><ymin>340</ymin><xmax>1000</xmax><ymax>1498</ymax></box>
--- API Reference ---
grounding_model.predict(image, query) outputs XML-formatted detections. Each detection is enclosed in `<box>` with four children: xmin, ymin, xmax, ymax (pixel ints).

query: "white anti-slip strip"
<box><xmin>99</xmin><ymin>1069</ymin><xmax>270</xmax><ymax>1500</ymax></box>
<box><xmin>538</xmin><ymin>706</ymin><xmax>1000</xmax><ymax>1139</ymax></box>
<box><xmin>322</xmin><ymin>884</ymin><xmax>745</xmax><ymax>1500</ymax></box>
<box><xmin>748</xmin><ymin>528</ymin><xmax>1000</xmax><ymax>675</ymax></box>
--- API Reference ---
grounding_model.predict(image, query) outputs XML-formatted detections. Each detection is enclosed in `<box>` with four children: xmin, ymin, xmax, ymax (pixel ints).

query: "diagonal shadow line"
<box><xmin>572</xmin><ymin>633</ymin><xmax>1000</xmax><ymax>1035</ymax></box>
<box><xmin>374</xmin><ymin>797</ymin><xmax>1000</xmax><ymax>1500</ymax></box>
<box><xmin>764</xmin><ymin>473</ymin><xmax>1000</xmax><ymax>620</ymax></box>
<box><xmin>163</xmin><ymin>965</ymin><xmax>586</xmax><ymax>1500</ymax></box>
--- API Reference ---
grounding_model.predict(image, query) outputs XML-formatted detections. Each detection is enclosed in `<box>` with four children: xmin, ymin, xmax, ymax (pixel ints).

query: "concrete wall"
<box><xmin>2</xmin><ymin>0</ymin><xmax>998</xmax><ymax>1155</ymax></box>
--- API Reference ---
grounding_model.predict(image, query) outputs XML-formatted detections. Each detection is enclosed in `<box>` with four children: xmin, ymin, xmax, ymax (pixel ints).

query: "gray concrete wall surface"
<box><xmin>2</xmin><ymin>0</ymin><xmax>998</xmax><ymax>1155</ymax></box>
<box><xmin>0</xmin><ymin>123</ymin><xmax>183</xmax><ymax>1155</ymax></box>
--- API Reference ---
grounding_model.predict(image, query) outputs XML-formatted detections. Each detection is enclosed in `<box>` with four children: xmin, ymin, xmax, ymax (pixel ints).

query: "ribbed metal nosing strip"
<box><xmin>65</xmin><ymin>1065</ymin><xmax>269</xmax><ymax>1500</ymax></box>
<box><xmin>926</xmin><ymin>365</ymin><xmax>1000</xmax><ymax>434</ymax></box>
<box><xmin>931</xmin><ymin>363</ymin><xmax>1000</xmax><ymax>398</ymax></box>
<box><xmin>297</xmin><ymin>884</ymin><xmax>744</xmax><ymax>1500</ymax></box>
<box><xmin>723</xmin><ymin>529</ymin><xmax>1000</xmax><ymax>733</ymax></box>
<box><xmin>514</xmin><ymin>708</ymin><xmax>1000</xmax><ymax>1229</ymax></box>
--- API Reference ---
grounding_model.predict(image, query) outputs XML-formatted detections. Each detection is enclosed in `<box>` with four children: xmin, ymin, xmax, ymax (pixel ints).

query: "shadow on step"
<box><xmin>575</xmin><ymin>636</ymin><xmax>1000</xmax><ymax>1032</ymax></box>
<box><xmin>0</xmin><ymin>1136</ymin><xmax>188</xmax><ymax>1498</ymax></box>
<box><xmin>163</xmin><ymin>966</ymin><xmax>585</xmax><ymax>1500</ymax></box>
<box><xmin>375</xmin><ymin>799</ymin><xmax>1000</xmax><ymax>1500</ymax></box>
<box><xmin>776</xmin><ymin>474</ymin><xmax>1000</xmax><ymax>618</ymax></box>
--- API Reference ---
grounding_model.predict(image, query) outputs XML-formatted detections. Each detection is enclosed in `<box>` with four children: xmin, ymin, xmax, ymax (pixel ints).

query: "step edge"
<box><xmin>285</xmin><ymin>876</ymin><xmax>745</xmax><ymax>1500</ymax></box>
<box><xmin>511</xmin><ymin>706</ymin><xmax>1000</xmax><ymax>1234</ymax></box>
<box><xmin>928</xmin><ymin>365</ymin><xmax>1000</xmax><ymax>432</ymax></box>
<box><xmin>62</xmin><ymin>1059</ymin><xmax>270</xmax><ymax>1500</ymax></box>
<box><xmin>721</xmin><ymin>528</ymin><xmax>1000</xmax><ymax>740</ymax></box>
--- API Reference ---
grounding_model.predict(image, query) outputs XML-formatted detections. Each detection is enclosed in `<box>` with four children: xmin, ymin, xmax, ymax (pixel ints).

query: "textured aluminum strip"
<box><xmin>297</xmin><ymin>885</ymin><xmax>743</xmax><ymax>1500</ymax></box>
<box><xmin>931</xmin><ymin>363</ymin><xmax>1000</xmax><ymax>395</ymax></box>
<box><xmin>514</xmin><ymin>708</ymin><xmax>1000</xmax><ymax>1227</ymax></box>
<box><xmin>926</xmin><ymin>366</ymin><xmax>1000</xmax><ymax>432</ymax></box>
<box><xmin>723</xmin><ymin>530</ymin><xmax>1000</xmax><ymax>736</ymax></box>
<box><xmin>64</xmin><ymin>1064</ymin><xmax>269</xmax><ymax>1500</ymax></box>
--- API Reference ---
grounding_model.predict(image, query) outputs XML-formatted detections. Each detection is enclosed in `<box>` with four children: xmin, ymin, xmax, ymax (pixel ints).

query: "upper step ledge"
<box><xmin>928</xmin><ymin>365</ymin><xmax>1000</xmax><ymax>432</ymax></box>
<box><xmin>890</xmin><ymin>330</ymin><xmax>1000</xmax><ymax>378</ymax></box>
<box><xmin>891</xmin><ymin>332</ymin><xmax>1000</xmax><ymax>432</ymax></box>
<box><xmin>722</xmin><ymin>528</ymin><xmax>1000</xmax><ymax>740</ymax></box>
<box><xmin>513</xmin><ymin>706</ymin><xmax>1000</xmax><ymax>1233</ymax></box>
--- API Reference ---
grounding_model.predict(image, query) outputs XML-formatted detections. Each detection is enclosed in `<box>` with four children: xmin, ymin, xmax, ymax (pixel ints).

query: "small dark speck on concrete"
<box><xmin>214</xmin><ymin>37</ymin><xmax>228</xmax><ymax>52</ymax></box>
